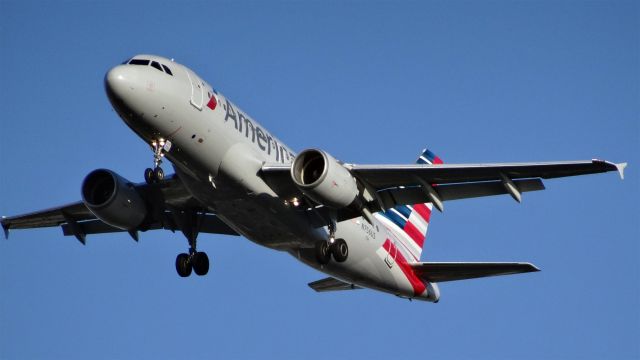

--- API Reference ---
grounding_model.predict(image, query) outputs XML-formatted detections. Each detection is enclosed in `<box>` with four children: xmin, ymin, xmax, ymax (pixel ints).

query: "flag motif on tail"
<box><xmin>376</xmin><ymin>148</ymin><xmax>442</xmax><ymax>262</ymax></box>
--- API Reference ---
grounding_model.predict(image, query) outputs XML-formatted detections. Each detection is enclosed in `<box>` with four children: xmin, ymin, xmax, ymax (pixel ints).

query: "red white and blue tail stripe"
<box><xmin>418</xmin><ymin>148</ymin><xmax>443</xmax><ymax>165</ymax></box>
<box><xmin>375</xmin><ymin>148</ymin><xmax>443</xmax><ymax>262</ymax></box>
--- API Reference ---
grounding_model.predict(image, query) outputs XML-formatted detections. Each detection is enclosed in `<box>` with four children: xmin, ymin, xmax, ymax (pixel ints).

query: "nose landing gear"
<box><xmin>144</xmin><ymin>139</ymin><xmax>171</xmax><ymax>184</ymax></box>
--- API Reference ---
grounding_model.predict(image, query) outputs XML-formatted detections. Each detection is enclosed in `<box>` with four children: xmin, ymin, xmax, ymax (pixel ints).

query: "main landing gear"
<box><xmin>173</xmin><ymin>209</ymin><xmax>210</xmax><ymax>277</ymax></box>
<box><xmin>175</xmin><ymin>249</ymin><xmax>209</xmax><ymax>277</ymax></box>
<box><xmin>144</xmin><ymin>138</ymin><xmax>171</xmax><ymax>184</ymax></box>
<box><xmin>314</xmin><ymin>219</ymin><xmax>349</xmax><ymax>265</ymax></box>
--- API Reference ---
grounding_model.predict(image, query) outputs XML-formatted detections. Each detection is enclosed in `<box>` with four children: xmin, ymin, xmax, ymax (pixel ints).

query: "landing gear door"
<box><xmin>185</xmin><ymin>69</ymin><xmax>203</xmax><ymax>110</ymax></box>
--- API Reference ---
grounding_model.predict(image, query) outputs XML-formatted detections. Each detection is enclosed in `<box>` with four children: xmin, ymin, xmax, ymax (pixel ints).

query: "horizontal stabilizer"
<box><xmin>308</xmin><ymin>277</ymin><xmax>362</xmax><ymax>292</ymax></box>
<box><xmin>411</xmin><ymin>262</ymin><xmax>539</xmax><ymax>282</ymax></box>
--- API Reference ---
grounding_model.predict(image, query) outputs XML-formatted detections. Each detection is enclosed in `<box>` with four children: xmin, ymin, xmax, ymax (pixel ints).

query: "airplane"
<box><xmin>1</xmin><ymin>54</ymin><xmax>627</xmax><ymax>302</ymax></box>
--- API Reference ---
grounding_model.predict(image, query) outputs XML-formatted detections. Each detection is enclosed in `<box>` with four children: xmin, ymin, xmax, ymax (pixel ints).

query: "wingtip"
<box><xmin>526</xmin><ymin>262</ymin><xmax>541</xmax><ymax>272</ymax></box>
<box><xmin>592</xmin><ymin>159</ymin><xmax>627</xmax><ymax>180</ymax></box>
<box><xmin>1</xmin><ymin>217</ymin><xmax>8</xmax><ymax>240</ymax></box>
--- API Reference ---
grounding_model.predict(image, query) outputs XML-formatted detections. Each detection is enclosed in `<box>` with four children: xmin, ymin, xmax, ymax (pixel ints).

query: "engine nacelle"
<box><xmin>291</xmin><ymin>149</ymin><xmax>358</xmax><ymax>208</ymax></box>
<box><xmin>81</xmin><ymin>169</ymin><xmax>147</xmax><ymax>230</ymax></box>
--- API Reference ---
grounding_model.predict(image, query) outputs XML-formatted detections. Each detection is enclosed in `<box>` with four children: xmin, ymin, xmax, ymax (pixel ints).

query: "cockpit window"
<box><xmin>129</xmin><ymin>59</ymin><xmax>150</xmax><ymax>66</ymax></box>
<box><xmin>121</xmin><ymin>58</ymin><xmax>131</xmax><ymax>65</ymax></box>
<box><xmin>150</xmin><ymin>61</ymin><xmax>163</xmax><ymax>72</ymax></box>
<box><xmin>126</xmin><ymin>59</ymin><xmax>173</xmax><ymax>76</ymax></box>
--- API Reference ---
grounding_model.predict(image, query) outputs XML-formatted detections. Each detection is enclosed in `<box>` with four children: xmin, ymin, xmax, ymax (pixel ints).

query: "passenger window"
<box><xmin>162</xmin><ymin>64</ymin><xmax>173</xmax><ymax>76</ymax></box>
<box><xmin>150</xmin><ymin>61</ymin><xmax>163</xmax><ymax>72</ymax></box>
<box><xmin>129</xmin><ymin>59</ymin><xmax>150</xmax><ymax>65</ymax></box>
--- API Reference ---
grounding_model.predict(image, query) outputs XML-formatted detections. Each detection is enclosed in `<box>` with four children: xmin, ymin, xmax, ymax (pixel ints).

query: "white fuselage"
<box><xmin>105</xmin><ymin>54</ymin><xmax>438</xmax><ymax>301</ymax></box>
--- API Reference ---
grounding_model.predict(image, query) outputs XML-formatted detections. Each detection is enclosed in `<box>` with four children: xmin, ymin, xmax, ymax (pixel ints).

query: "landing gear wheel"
<box><xmin>144</xmin><ymin>168</ymin><xmax>155</xmax><ymax>184</ymax></box>
<box><xmin>315</xmin><ymin>241</ymin><xmax>331</xmax><ymax>265</ymax></box>
<box><xmin>192</xmin><ymin>252</ymin><xmax>210</xmax><ymax>276</ymax></box>
<box><xmin>153</xmin><ymin>167</ymin><xmax>164</xmax><ymax>182</ymax></box>
<box><xmin>331</xmin><ymin>239</ymin><xmax>349</xmax><ymax>263</ymax></box>
<box><xmin>175</xmin><ymin>253</ymin><xmax>192</xmax><ymax>277</ymax></box>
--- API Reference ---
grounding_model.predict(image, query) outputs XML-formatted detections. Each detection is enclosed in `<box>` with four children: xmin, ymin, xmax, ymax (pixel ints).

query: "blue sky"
<box><xmin>0</xmin><ymin>1</ymin><xmax>638</xmax><ymax>359</ymax></box>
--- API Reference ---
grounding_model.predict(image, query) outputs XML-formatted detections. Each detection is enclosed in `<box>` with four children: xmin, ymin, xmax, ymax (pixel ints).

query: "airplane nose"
<box><xmin>104</xmin><ymin>65</ymin><xmax>137</xmax><ymax>100</ymax></box>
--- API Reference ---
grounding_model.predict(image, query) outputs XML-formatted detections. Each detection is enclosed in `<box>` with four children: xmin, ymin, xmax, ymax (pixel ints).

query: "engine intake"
<box><xmin>291</xmin><ymin>149</ymin><xmax>358</xmax><ymax>208</ymax></box>
<box><xmin>81</xmin><ymin>169</ymin><xmax>147</xmax><ymax>230</ymax></box>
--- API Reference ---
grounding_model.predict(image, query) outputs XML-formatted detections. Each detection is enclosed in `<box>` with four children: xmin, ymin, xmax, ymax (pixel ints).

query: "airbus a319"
<box><xmin>1</xmin><ymin>55</ymin><xmax>627</xmax><ymax>302</ymax></box>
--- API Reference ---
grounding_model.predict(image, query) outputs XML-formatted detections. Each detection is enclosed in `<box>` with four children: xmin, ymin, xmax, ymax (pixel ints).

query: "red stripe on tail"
<box><xmin>403</xmin><ymin>221</ymin><xmax>425</xmax><ymax>248</ymax></box>
<box><xmin>412</xmin><ymin>203</ymin><xmax>432</xmax><ymax>223</ymax></box>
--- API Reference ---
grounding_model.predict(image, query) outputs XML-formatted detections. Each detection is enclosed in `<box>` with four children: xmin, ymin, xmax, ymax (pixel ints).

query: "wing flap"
<box><xmin>59</xmin><ymin>213</ymin><xmax>239</xmax><ymax>238</ymax></box>
<box><xmin>2</xmin><ymin>202</ymin><xmax>93</xmax><ymax>230</ymax></box>
<box><xmin>308</xmin><ymin>277</ymin><xmax>362</xmax><ymax>292</ymax></box>
<box><xmin>411</xmin><ymin>262</ymin><xmax>540</xmax><ymax>282</ymax></box>
<box><xmin>377</xmin><ymin>178</ymin><xmax>545</xmax><ymax>209</ymax></box>
<box><xmin>61</xmin><ymin>219</ymin><xmax>131</xmax><ymax>237</ymax></box>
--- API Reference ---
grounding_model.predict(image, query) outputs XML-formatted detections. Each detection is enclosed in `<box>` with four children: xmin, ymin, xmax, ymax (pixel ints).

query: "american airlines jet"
<box><xmin>1</xmin><ymin>55</ymin><xmax>627</xmax><ymax>302</ymax></box>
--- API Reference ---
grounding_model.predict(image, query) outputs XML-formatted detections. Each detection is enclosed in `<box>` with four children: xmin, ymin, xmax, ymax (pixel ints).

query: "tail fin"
<box><xmin>376</xmin><ymin>148</ymin><xmax>443</xmax><ymax>262</ymax></box>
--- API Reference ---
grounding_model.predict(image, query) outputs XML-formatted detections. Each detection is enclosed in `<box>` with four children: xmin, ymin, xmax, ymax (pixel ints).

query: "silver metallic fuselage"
<box><xmin>105</xmin><ymin>54</ymin><xmax>438</xmax><ymax>301</ymax></box>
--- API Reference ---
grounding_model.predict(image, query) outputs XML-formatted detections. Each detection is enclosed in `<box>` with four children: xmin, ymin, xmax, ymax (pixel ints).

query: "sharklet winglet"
<box><xmin>616</xmin><ymin>162</ymin><xmax>627</xmax><ymax>180</ymax></box>
<box><xmin>592</xmin><ymin>159</ymin><xmax>628</xmax><ymax>180</ymax></box>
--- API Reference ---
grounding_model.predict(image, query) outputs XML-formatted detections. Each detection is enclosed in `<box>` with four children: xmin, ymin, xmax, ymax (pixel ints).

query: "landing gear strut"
<box><xmin>144</xmin><ymin>139</ymin><xmax>170</xmax><ymax>184</ymax></box>
<box><xmin>173</xmin><ymin>209</ymin><xmax>210</xmax><ymax>277</ymax></box>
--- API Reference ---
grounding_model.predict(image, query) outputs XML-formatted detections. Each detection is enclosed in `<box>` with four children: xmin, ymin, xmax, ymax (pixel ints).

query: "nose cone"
<box><xmin>105</xmin><ymin>65</ymin><xmax>137</xmax><ymax>100</ymax></box>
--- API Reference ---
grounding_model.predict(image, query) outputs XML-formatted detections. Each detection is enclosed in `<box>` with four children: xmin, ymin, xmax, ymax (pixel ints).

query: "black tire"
<box><xmin>153</xmin><ymin>167</ymin><xmax>164</xmax><ymax>182</ymax></box>
<box><xmin>332</xmin><ymin>239</ymin><xmax>349</xmax><ymax>262</ymax></box>
<box><xmin>315</xmin><ymin>241</ymin><xmax>331</xmax><ymax>265</ymax></box>
<box><xmin>192</xmin><ymin>252</ymin><xmax>210</xmax><ymax>276</ymax></box>
<box><xmin>144</xmin><ymin>168</ymin><xmax>155</xmax><ymax>184</ymax></box>
<box><xmin>175</xmin><ymin>253</ymin><xmax>192</xmax><ymax>277</ymax></box>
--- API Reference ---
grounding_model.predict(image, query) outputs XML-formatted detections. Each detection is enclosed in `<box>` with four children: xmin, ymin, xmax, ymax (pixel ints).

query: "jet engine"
<box><xmin>291</xmin><ymin>149</ymin><xmax>359</xmax><ymax>208</ymax></box>
<box><xmin>81</xmin><ymin>169</ymin><xmax>147</xmax><ymax>230</ymax></box>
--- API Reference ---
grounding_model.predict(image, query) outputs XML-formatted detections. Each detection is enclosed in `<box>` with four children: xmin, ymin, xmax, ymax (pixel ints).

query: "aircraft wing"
<box><xmin>346</xmin><ymin>159</ymin><xmax>625</xmax><ymax>186</ymax></box>
<box><xmin>411</xmin><ymin>262</ymin><xmax>540</xmax><ymax>282</ymax></box>
<box><xmin>1</xmin><ymin>174</ymin><xmax>239</xmax><ymax>243</ymax></box>
<box><xmin>261</xmin><ymin>159</ymin><xmax>626</xmax><ymax>218</ymax></box>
